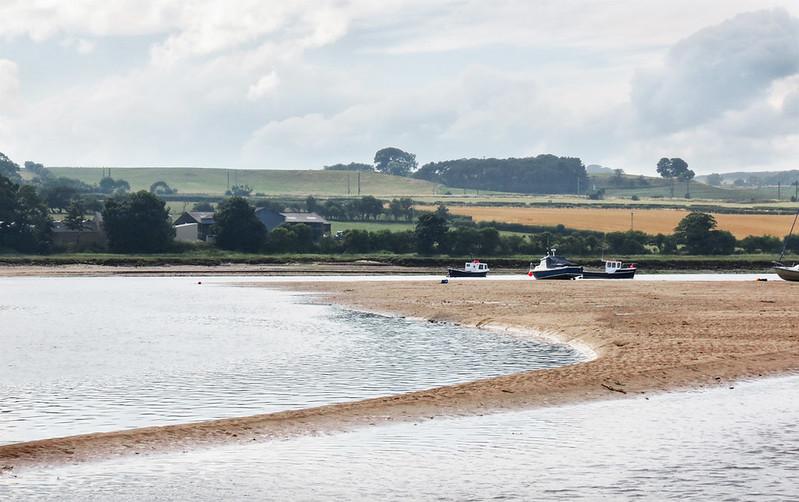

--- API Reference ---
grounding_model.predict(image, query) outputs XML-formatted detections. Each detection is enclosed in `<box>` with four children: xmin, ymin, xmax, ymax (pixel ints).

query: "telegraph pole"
<box><xmin>630</xmin><ymin>211</ymin><xmax>634</xmax><ymax>232</ymax></box>
<box><xmin>778</xmin><ymin>181</ymin><xmax>781</xmax><ymax>200</ymax></box>
<box><xmin>357</xmin><ymin>171</ymin><xmax>361</xmax><ymax>196</ymax></box>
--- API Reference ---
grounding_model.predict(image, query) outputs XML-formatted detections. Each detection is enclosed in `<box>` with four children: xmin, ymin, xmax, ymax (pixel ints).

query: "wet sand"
<box><xmin>2</xmin><ymin>279</ymin><xmax>798</xmax><ymax>469</ymax></box>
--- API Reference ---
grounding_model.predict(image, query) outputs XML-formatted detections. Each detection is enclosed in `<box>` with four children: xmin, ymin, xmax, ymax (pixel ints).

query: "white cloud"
<box><xmin>0</xmin><ymin>1</ymin><xmax>798</xmax><ymax>174</ymax></box>
<box><xmin>0</xmin><ymin>59</ymin><xmax>20</xmax><ymax>109</ymax></box>
<box><xmin>61</xmin><ymin>37</ymin><xmax>95</xmax><ymax>54</ymax></box>
<box><xmin>247</xmin><ymin>71</ymin><xmax>280</xmax><ymax>100</ymax></box>
<box><xmin>631</xmin><ymin>9</ymin><xmax>799</xmax><ymax>133</ymax></box>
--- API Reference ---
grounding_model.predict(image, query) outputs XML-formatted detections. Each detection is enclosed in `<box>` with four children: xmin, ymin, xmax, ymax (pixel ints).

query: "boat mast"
<box><xmin>777</xmin><ymin>207</ymin><xmax>799</xmax><ymax>264</ymax></box>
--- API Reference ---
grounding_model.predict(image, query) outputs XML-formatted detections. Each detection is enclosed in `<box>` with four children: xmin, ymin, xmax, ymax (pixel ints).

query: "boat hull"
<box><xmin>531</xmin><ymin>266</ymin><xmax>583</xmax><ymax>280</ymax></box>
<box><xmin>774</xmin><ymin>266</ymin><xmax>799</xmax><ymax>282</ymax></box>
<box><xmin>448</xmin><ymin>268</ymin><xmax>488</xmax><ymax>278</ymax></box>
<box><xmin>581</xmin><ymin>268</ymin><xmax>637</xmax><ymax>279</ymax></box>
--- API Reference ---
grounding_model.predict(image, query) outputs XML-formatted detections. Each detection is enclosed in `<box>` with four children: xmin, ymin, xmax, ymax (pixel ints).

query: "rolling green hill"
<box><xmin>593</xmin><ymin>173</ymin><xmax>789</xmax><ymax>202</ymax></box>
<box><xmin>48</xmin><ymin>167</ymin><xmax>444</xmax><ymax>197</ymax></box>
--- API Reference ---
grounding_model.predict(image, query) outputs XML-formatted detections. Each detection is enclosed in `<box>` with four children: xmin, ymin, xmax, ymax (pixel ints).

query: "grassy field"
<box><xmin>593</xmin><ymin>172</ymin><xmax>795</xmax><ymax>202</ymax></box>
<box><xmin>444</xmin><ymin>205</ymin><xmax>799</xmax><ymax>238</ymax></box>
<box><xmin>48</xmin><ymin>167</ymin><xmax>444</xmax><ymax>197</ymax></box>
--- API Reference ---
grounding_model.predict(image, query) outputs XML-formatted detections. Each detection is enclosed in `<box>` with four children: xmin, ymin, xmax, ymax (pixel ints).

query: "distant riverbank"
<box><xmin>0</xmin><ymin>252</ymin><xmax>791</xmax><ymax>274</ymax></box>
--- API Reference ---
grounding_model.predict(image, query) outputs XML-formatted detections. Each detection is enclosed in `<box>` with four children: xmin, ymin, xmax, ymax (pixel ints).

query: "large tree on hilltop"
<box><xmin>374</xmin><ymin>147</ymin><xmax>417</xmax><ymax>177</ymax></box>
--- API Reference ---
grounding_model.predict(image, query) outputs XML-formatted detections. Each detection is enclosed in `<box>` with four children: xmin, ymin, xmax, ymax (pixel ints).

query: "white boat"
<box><xmin>448</xmin><ymin>260</ymin><xmax>489</xmax><ymax>277</ymax></box>
<box><xmin>774</xmin><ymin>208</ymin><xmax>799</xmax><ymax>282</ymax></box>
<box><xmin>580</xmin><ymin>260</ymin><xmax>637</xmax><ymax>279</ymax></box>
<box><xmin>774</xmin><ymin>264</ymin><xmax>799</xmax><ymax>282</ymax></box>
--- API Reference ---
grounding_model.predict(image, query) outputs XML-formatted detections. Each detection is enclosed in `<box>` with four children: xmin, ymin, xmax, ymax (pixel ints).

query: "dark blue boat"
<box><xmin>529</xmin><ymin>251</ymin><xmax>583</xmax><ymax>280</ymax></box>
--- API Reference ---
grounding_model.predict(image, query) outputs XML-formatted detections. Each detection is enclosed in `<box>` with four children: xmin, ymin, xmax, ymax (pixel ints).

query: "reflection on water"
<box><xmin>0</xmin><ymin>277</ymin><xmax>581</xmax><ymax>444</ymax></box>
<box><xmin>5</xmin><ymin>376</ymin><xmax>799</xmax><ymax>501</ymax></box>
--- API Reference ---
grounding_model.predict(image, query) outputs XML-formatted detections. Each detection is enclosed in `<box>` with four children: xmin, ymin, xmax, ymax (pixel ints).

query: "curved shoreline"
<box><xmin>2</xmin><ymin>279</ymin><xmax>798</xmax><ymax>470</ymax></box>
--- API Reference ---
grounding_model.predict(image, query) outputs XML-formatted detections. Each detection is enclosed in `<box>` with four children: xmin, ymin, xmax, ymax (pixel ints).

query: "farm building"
<box><xmin>173</xmin><ymin>211</ymin><xmax>215</xmax><ymax>241</ymax></box>
<box><xmin>255</xmin><ymin>209</ymin><xmax>331</xmax><ymax>240</ymax></box>
<box><xmin>174</xmin><ymin>223</ymin><xmax>200</xmax><ymax>242</ymax></box>
<box><xmin>51</xmin><ymin>212</ymin><xmax>107</xmax><ymax>250</ymax></box>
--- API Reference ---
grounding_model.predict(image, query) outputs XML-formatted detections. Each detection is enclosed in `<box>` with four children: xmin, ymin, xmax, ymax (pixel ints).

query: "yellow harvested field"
<box><xmin>446</xmin><ymin>206</ymin><xmax>797</xmax><ymax>238</ymax></box>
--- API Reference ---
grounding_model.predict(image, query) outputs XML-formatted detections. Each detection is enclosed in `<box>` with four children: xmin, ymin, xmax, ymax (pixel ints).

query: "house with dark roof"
<box><xmin>173</xmin><ymin>211</ymin><xmax>215</xmax><ymax>241</ymax></box>
<box><xmin>255</xmin><ymin>209</ymin><xmax>331</xmax><ymax>240</ymax></box>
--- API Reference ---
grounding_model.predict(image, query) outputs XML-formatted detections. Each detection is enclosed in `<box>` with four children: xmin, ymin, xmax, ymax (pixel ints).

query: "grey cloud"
<box><xmin>631</xmin><ymin>9</ymin><xmax>799</xmax><ymax>133</ymax></box>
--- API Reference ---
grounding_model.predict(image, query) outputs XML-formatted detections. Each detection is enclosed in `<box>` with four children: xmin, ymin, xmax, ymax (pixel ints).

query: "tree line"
<box><xmin>306</xmin><ymin>196</ymin><xmax>415</xmax><ymax>221</ymax></box>
<box><xmin>412</xmin><ymin>155</ymin><xmax>589</xmax><ymax>195</ymax></box>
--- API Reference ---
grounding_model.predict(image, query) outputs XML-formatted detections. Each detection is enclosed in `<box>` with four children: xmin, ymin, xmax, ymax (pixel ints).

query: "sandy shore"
<box><xmin>2</xmin><ymin>278</ymin><xmax>798</xmax><ymax>469</ymax></box>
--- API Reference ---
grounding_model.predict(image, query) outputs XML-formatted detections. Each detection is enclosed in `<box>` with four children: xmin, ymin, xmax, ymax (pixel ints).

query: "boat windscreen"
<box><xmin>546</xmin><ymin>255</ymin><xmax>576</xmax><ymax>267</ymax></box>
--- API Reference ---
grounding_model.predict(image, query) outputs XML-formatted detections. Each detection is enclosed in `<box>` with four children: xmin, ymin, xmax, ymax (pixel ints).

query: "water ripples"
<box><xmin>5</xmin><ymin>376</ymin><xmax>799</xmax><ymax>501</ymax></box>
<box><xmin>0</xmin><ymin>277</ymin><xmax>583</xmax><ymax>444</ymax></box>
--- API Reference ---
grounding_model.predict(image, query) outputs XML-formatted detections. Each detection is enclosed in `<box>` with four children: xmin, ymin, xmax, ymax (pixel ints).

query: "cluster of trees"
<box><xmin>413</xmin><ymin>155</ymin><xmax>589</xmax><ymax>195</ymax></box>
<box><xmin>0</xmin><ymin>175</ymin><xmax>52</xmax><ymax>252</ymax></box>
<box><xmin>322</xmin><ymin>147</ymin><xmax>418</xmax><ymax>176</ymax></box>
<box><xmin>226</xmin><ymin>184</ymin><xmax>253</xmax><ymax>196</ymax></box>
<box><xmin>306</xmin><ymin>195</ymin><xmax>415</xmax><ymax>221</ymax></box>
<box><xmin>97</xmin><ymin>176</ymin><xmax>130</xmax><ymax>194</ymax></box>
<box><xmin>103</xmin><ymin>191</ymin><xmax>174</xmax><ymax>253</ymax></box>
<box><xmin>603</xmin><ymin>169</ymin><xmax>651</xmax><ymax>189</ymax></box>
<box><xmin>149</xmin><ymin>181</ymin><xmax>177</xmax><ymax>195</ymax></box>
<box><xmin>656</xmin><ymin>157</ymin><xmax>695</xmax><ymax>197</ymax></box>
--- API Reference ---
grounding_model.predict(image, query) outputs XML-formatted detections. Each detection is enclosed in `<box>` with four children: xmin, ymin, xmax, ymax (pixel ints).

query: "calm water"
<box><xmin>0</xmin><ymin>277</ymin><xmax>582</xmax><ymax>444</ymax></box>
<box><xmin>4</xmin><ymin>375</ymin><xmax>798</xmax><ymax>501</ymax></box>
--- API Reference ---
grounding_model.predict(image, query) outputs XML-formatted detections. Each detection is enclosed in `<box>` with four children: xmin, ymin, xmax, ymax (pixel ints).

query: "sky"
<box><xmin>0</xmin><ymin>0</ymin><xmax>798</xmax><ymax>175</ymax></box>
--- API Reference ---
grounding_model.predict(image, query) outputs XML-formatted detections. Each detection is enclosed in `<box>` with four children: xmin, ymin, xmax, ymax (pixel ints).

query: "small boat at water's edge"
<box><xmin>774</xmin><ymin>264</ymin><xmax>799</xmax><ymax>282</ymax></box>
<box><xmin>448</xmin><ymin>260</ymin><xmax>489</xmax><ymax>277</ymax></box>
<box><xmin>529</xmin><ymin>250</ymin><xmax>583</xmax><ymax>280</ymax></box>
<box><xmin>773</xmin><ymin>207</ymin><xmax>799</xmax><ymax>282</ymax></box>
<box><xmin>581</xmin><ymin>260</ymin><xmax>637</xmax><ymax>279</ymax></box>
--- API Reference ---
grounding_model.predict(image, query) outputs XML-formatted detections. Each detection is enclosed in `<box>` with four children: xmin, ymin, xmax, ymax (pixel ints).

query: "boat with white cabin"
<box><xmin>580</xmin><ymin>260</ymin><xmax>637</xmax><ymax>279</ymax></box>
<box><xmin>448</xmin><ymin>260</ymin><xmax>489</xmax><ymax>277</ymax></box>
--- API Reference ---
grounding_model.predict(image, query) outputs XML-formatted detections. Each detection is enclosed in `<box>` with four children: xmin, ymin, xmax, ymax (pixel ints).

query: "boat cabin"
<box><xmin>603</xmin><ymin>260</ymin><xmax>636</xmax><ymax>273</ymax></box>
<box><xmin>464</xmin><ymin>260</ymin><xmax>489</xmax><ymax>273</ymax></box>
<box><xmin>533</xmin><ymin>252</ymin><xmax>577</xmax><ymax>272</ymax></box>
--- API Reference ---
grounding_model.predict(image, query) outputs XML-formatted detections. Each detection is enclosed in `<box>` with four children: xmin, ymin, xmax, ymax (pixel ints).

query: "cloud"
<box><xmin>61</xmin><ymin>37</ymin><xmax>95</xmax><ymax>54</ymax></box>
<box><xmin>0</xmin><ymin>59</ymin><xmax>20</xmax><ymax>109</ymax></box>
<box><xmin>247</xmin><ymin>71</ymin><xmax>280</xmax><ymax>100</ymax></box>
<box><xmin>631</xmin><ymin>9</ymin><xmax>799</xmax><ymax>133</ymax></box>
<box><xmin>242</xmin><ymin>67</ymin><xmax>562</xmax><ymax>168</ymax></box>
<box><xmin>1</xmin><ymin>2</ymin><xmax>798</xmax><ymax>174</ymax></box>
